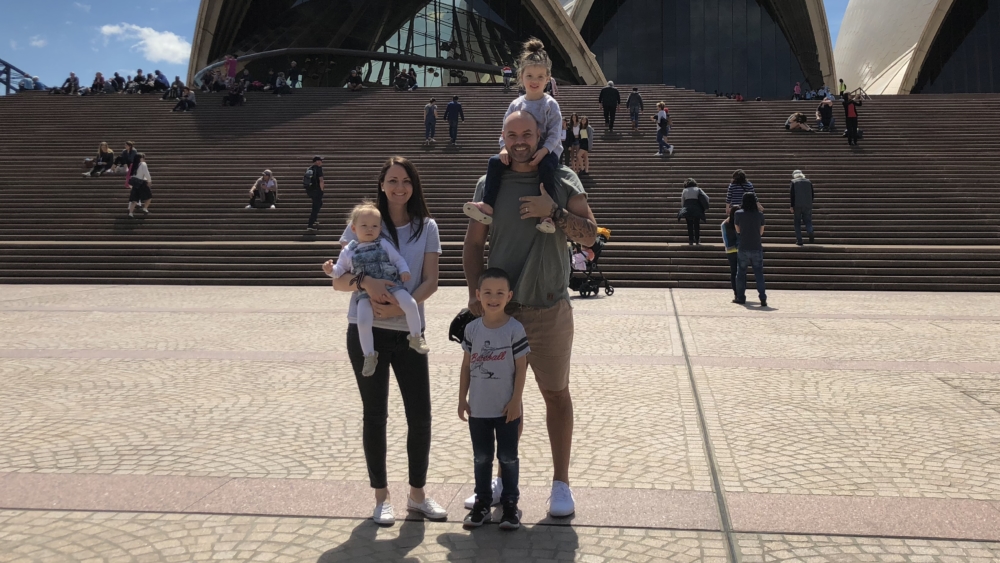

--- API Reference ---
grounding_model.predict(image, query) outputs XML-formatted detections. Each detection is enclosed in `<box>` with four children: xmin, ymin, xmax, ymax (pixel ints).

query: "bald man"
<box><xmin>462</xmin><ymin>111</ymin><xmax>597</xmax><ymax>518</ymax></box>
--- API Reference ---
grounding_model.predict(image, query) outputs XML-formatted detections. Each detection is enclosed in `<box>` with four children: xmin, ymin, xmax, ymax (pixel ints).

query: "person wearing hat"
<box><xmin>247</xmin><ymin>169</ymin><xmax>278</xmax><ymax>209</ymax></box>
<box><xmin>598</xmin><ymin>80</ymin><xmax>621</xmax><ymax>131</ymax></box>
<box><xmin>305</xmin><ymin>156</ymin><xmax>325</xmax><ymax>231</ymax></box>
<box><xmin>789</xmin><ymin>169</ymin><xmax>815</xmax><ymax>246</ymax></box>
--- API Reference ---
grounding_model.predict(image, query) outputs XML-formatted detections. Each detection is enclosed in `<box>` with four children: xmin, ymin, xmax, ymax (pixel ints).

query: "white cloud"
<box><xmin>100</xmin><ymin>23</ymin><xmax>191</xmax><ymax>64</ymax></box>
<box><xmin>74</xmin><ymin>2</ymin><xmax>91</xmax><ymax>12</ymax></box>
<box><xmin>9</xmin><ymin>40</ymin><xmax>17</xmax><ymax>50</ymax></box>
<box><xmin>29</xmin><ymin>35</ymin><xmax>47</xmax><ymax>48</ymax></box>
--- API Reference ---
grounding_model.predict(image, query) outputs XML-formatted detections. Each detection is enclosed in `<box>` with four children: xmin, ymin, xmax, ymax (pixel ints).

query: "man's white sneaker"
<box><xmin>407</xmin><ymin>497</ymin><xmax>448</xmax><ymax>521</ymax></box>
<box><xmin>269</xmin><ymin>205</ymin><xmax>276</xmax><ymax>209</ymax></box>
<box><xmin>655</xmin><ymin>152</ymin><xmax>664</xmax><ymax>157</ymax></box>
<box><xmin>548</xmin><ymin>480</ymin><xmax>575</xmax><ymax>517</ymax></box>
<box><xmin>464</xmin><ymin>477</ymin><xmax>502</xmax><ymax>509</ymax></box>
<box><xmin>668</xmin><ymin>146</ymin><xmax>675</xmax><ymax>156</ymax></box>
<box><xmin>372</xmin><ymin>501</ymin><xmax>395</xmax><ymax>525</ymax></box>
<box><xmin>244</xmin><ymin>204</ymin><xmax>252</xmax><ymax>209</ymax></box>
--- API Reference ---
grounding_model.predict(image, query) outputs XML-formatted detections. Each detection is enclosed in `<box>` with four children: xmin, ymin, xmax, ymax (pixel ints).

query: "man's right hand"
<box><xmin>468</xmin><ymin>296</ymin><xmax>483</xmax><ymax>317</ymax></box>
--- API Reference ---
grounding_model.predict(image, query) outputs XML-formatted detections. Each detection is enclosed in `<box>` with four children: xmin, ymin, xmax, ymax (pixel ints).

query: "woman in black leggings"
<box><xmin>325</xmin><ymin>156</ymin><xmax>447</xmax><ymax>526</ymax></box>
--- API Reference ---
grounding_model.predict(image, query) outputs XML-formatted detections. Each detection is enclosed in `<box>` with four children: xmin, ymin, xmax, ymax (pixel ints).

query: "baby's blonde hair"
<box><xmin>348</xmin><ymin>200</ymin><xmax>381</xmax><ymax>225</ymax></box>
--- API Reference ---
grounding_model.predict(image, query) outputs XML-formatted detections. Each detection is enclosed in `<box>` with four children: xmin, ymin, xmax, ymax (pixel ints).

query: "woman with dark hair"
<box><xmin>576</xmin><ymin>116</ymin><xmax>595</xmax><ymax>174</ymax></box>
<box><xmin>567</xmin><ymin>113</ymin><xmax>581</xmax><ymax>170</ymax></box>
<box><xmin>677</xmin><ymin>178</ymin><xmax>709</xmax><ymax>245</ymax></box>
<box><xmin>84</xmin><ymin>142</ymin><xmax>115</xmax><ymax>177</ymax></box>
<box><xmin>721</xmin><ymin>205</ymin><xmax>740</xmax><ymax>299</ymax></box>
<box><xmin>733</xmin><ymin>192</ymin><xmax>767</xmax><ymax>306</ymax></box>
<box><xmin>323</xmin><ymin>156</ymin><xmax>446</xmax><ymax>526</ymax></box>
<box><xmin>127</xmin><ymin>153</ymin><xmax>153</xmax><ymax>218</ymax></box>
<box><xmin>726</xmin><ymin>169</ymin><xmax>758</xmax><ymax>214</ymax></box>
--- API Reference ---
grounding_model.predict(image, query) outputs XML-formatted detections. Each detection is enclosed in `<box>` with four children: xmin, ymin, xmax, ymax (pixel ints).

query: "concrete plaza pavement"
<box><xmin>1</xmin><ymin>284</ymin><xmax>999</xmax><ymax>562</ymax></box>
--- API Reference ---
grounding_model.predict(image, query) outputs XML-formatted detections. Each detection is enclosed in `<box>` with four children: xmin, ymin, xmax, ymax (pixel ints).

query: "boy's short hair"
<box><xmin>478</xmin><ymin>268</ymin><xmax>512</xmax><ymax>289</ymax></box>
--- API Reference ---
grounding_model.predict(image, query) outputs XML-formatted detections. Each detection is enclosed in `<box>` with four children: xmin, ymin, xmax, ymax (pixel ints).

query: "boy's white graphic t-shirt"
<box><xmin>462</xmin><ymin>317</ymin><xmax>530</xmax><ymax>418</ymax></box>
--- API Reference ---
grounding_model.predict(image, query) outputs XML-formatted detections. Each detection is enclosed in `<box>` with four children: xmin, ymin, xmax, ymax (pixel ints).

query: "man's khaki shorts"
<box><xmin>510</xmin><ymin>299</ymin><xmax>574</xmax><ymax>392</ymax></box>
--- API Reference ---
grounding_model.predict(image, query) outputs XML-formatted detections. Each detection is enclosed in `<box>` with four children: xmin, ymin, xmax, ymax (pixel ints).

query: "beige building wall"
<box><xmin>834</xmin><ymin>0</ymin><xmax>938</xmax><ymax>94</ymax></box>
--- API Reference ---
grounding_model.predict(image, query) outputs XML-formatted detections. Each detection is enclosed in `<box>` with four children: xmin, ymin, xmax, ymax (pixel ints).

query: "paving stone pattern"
<box><xmin>2</xmin><ymin>285</ymin><xmax>999</xmax><ymax>561</ymax></box>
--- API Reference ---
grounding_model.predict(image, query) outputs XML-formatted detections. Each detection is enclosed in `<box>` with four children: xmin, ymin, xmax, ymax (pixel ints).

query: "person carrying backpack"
<box><xmin>304</xmin><ymin>156</ymin><xmax>325</xmax><ymax>231</ymax></box>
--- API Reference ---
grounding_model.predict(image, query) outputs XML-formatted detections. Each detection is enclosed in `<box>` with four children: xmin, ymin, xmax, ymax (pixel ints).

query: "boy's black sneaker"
<box><xmin>463</xmin><ymin>500</ymin><xmax>492</xmax><ymax>528</ymax></box>
<box><xmin>498</xmin><ymin>502</ymin><xmax>520</xmax><ymax>531</ymax></box>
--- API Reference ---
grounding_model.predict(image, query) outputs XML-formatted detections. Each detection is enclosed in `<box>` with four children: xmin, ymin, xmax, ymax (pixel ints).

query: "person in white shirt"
<box><xmin>127</xmin><ymin>153</ymin><xmax>153</xmax><ymax>217</ymax></box>
<box><xmin>246</xmin><ymin>170</ymin><xmax>278</xmax><ymax>209</ymax></box>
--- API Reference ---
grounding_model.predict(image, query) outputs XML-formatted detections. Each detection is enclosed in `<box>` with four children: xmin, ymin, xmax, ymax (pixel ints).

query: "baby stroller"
<box><xmin>569</xmin><ymin>227</ymin><xmax>614</xmax><ymax>298</ymax></box>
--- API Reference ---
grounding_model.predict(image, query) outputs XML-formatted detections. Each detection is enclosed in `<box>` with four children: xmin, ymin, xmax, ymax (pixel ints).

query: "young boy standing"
<box><xmin>459</xmin><ymin>268</ymin><xmax>529</xmax><ymax>530</ymax></box>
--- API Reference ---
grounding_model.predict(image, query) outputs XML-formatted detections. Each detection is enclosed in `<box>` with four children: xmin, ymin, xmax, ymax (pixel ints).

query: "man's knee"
<box><xmin>539</xmin><ymin>385</ymin><xmax>572</xmax><ymax>406</ymax></box>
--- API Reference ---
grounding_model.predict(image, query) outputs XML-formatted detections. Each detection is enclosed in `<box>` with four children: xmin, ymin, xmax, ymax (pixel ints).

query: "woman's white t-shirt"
<box><xmin>340</xmin><ymin>218</ymin><xmax>441</xmax><ymax>332</ymax></box>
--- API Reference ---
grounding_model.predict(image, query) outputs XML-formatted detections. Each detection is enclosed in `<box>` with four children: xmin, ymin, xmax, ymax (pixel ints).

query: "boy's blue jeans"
<box><xmin>469</xmin><ymin>416</ymin><xmax>520</xmax><ymax>505</ymax></box>
<box><xmin>482</xmin><ymin>151</ymin><xmax>560</xmax><ymax>208</ymax></box>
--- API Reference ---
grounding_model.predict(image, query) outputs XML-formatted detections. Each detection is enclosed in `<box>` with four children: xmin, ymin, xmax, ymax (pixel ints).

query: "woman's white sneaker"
<box><xmin>548</xmin><ymin>480</ymin><xmax>575</xmax><ymax>517</ymax></box>
<box><xmin>372</xmin><ymin>501</ymin><xmax>395</xmax><ymax>525</ymax></box>
<box><xmin>463</xmin><ymin>477</ymin><xmax>502</xmax><ymax>509</ymax></box>
<box><xmin>407</xmin><ymin>497</ymin><xmax>447</xmax><ymax>521</ymax></box>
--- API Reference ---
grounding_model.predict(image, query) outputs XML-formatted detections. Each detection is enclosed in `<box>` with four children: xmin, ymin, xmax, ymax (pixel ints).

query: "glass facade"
<box><xmin>913</xmin><ymin>0</ymin><xmax>1000</xmax><ymax>94</ymax></box>
<box><xmin>580</xmin><ymin>0</ymin><xmax>810</xmax><ymax>99</ymax></box>
<box><xmin>209</xmin><ymin>0</ymin><xmax>577</xmax><ymax>88</ymax></box>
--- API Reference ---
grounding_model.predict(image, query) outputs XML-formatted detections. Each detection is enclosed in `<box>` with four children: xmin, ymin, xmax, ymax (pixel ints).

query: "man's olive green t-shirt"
<box><xmin>473</xmin><ymin>166</ymin><xmax>586</xmax><ymax>308</ymax></box>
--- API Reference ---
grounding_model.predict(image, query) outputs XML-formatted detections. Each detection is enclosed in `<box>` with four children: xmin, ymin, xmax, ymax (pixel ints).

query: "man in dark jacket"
<box><xmin>286</xmin><ymin>61</ymin><xmax>300</xmax><ymax>88</ymax></box>
<box><xmin>789</xmin><ymin>170</ymin><xmax>815</xmax><ymax>246</ymax></box>
<box><xmin>625</xmin><ymin>87</ymin><xmax>644</xmax><ymax>131</ymax></box>
<box><xmin>598</xmin><ymin>81</ymin><xmax>621</xmax><ymax>131</ymax></box>
<box><xmin>443</xmin><ymin>95</ymin><xmax>465</xmax><ymax>145</ymax></box>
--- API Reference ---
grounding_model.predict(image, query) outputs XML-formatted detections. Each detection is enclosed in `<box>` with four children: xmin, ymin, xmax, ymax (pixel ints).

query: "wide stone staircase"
<box><xmin>1</xmin><ymin>86</ymin><xmax>998</xmax><ymax>290</ymax></box>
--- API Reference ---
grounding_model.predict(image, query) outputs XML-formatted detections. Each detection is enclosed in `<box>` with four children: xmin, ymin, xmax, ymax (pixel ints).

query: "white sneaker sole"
<box><xmin>407</xmin><ymin>506</ymin><xmax>448</xmax><ymax>521</ymax></box>
<box><xmin>463</xmin><ymin>203</ymin><xmax>493</xmax><ymax>225</ymax></box>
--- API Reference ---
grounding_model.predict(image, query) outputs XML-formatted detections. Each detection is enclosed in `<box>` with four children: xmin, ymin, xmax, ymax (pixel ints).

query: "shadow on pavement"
<box><xmin>317</xmin><ymin>519</ymin><xmax>426</xmax><ymax>563</ymax></box>
<box><xmin>436</xmin><ymin>521</ymin><xmax>580</xmax><ymax>562</ymax></box>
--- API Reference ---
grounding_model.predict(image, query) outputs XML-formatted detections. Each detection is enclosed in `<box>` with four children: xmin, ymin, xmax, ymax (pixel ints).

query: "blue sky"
<box><xmin>3</xmin><ymin>0</ymin><xmax>852</xmax><ymax>90</ymax></box>
<box><xmin>3</xmin><ymin>0</ymin><xmax>199</xmax><ymax>88</ymax></box>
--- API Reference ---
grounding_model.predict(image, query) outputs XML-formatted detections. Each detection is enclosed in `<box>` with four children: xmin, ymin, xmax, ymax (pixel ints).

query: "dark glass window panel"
<box><xmin>916</xmin><ymin>0</ymin><xmax>1000</xmax><ymax>94</ymax></box>
<box><xmin>746</xmin><ymin>0</ymin><xmax>761</xmax><ymax>97</ymax></box>
<box><xmin>690</xmin><ymin>0</ymin><xmax>705</xmax><ymax>92</ymax></box>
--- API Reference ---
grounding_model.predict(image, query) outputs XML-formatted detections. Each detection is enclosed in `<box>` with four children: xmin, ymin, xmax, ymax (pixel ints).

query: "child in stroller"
<box><xmin>569</xmin><ymin>227</ymin><xmax>614</xmax><ymax>298</ymax></box>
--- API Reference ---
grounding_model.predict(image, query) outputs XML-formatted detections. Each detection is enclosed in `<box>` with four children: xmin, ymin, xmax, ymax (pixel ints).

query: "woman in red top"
<box><xmin>842</xmin><ymin>92</ymin><xmax>862</xmax><ymax>146</ymax></box>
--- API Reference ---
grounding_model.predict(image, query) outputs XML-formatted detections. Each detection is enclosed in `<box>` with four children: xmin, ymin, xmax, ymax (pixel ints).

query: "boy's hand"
<box><xmin>400</xmin><ymin>272</ymin><xmax>411</xmax><ymax>283</ymax></box>
<box><xmin>458</xmin><ymin>399</ymin><xmax>471</xmax><ymax>422</ymax></box>
<box><xmin>499</xmin><ymin>147</ymin><xmax>510</xmax><ymax>165</ymax></box>
<box><xmin>501</xmin><ymin>398</ymin><xmax>521</xmax><ymax>423</ymax></box>
<box><xmin>529</xmin><ymin>147</ymin><xmax>550</xmax><ymax>166</ymax></box>
<box><xmin>322</xmin><ymin>260</ymin><xmax>334</xmax><ymax>276</ymax></box>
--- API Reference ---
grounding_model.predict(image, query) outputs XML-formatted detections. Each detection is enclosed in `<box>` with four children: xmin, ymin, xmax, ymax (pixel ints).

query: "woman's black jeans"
<box><xmin>727</xmin><ymin>253</ymin><xmax>739</xmax><ymax>297</ymax></box>
<box><xmin>686</xmin><ymin>217</ymin><xmax>701</xmax><ymax>243</ymax></box>
<box><xmin>347</xmin><ymin>324</ymin><xmax>432</xmax><ymax>490</ymax></box>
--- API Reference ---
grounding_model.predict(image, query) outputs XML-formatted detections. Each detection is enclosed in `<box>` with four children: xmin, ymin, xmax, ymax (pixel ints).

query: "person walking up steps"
<box><xmin>444</xmin><ymin>95</ymin><xmax>465</xmax><ymax>145</ymax></box>
<box><xmin>598</xmin><ymin>81</ymin><xmax>621</xmax><ymax>131</ymax></box>
<box><xmin>423</xmin><ymin>98</ymin><xmax>438</xmax><ymax>146</ymax></box>
<box><xmin>459</xmin><ymin>268</ymin><xmax>528</xmax><ymax>531</ymax></box>
<box><xmin>790</xmin><ymin>169</ymin><xmax>815</xmax><ymax>245</ymax></box>
<box><xmin>626</xmin><ymin>87</ymin><xmax>644</xmax><ymax>131</ymax></box>
<box><xmin>652</xmin><ymin>102</ymin><xmax>673</xmax><ymax>156</ymax></box>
